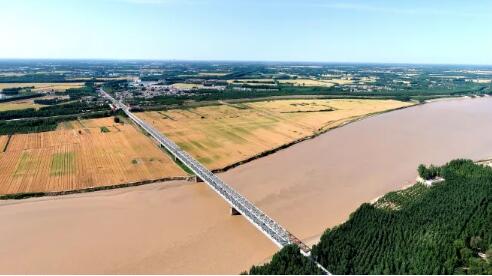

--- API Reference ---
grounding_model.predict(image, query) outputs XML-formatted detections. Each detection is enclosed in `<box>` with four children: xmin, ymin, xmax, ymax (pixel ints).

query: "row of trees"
<box><xmin>0</xmin><ymin>110</ymin><xmax>113</xmax><ymax>135</ymax></box>
<box><xmin>65</xmin><ymin>83</ymin><xmax>96</xmax><ymax>100</ymax></box>
<box><xmin>0</xmin><ymin>74</ymin><xmax>83</xmax><ymax>83</ymax></box>
<box><xmin>102</xmin><ymin>80</ymin><xmax>128</xmax><ymax>93</ymax></box>
<box><xmin>1</xmin><ymin>86</ymin><xmax>34</xmax><ymax>95</ymax></box>
<box><xmin>33</xmin><ymin>98</ymin><xmax>70</xmax><ymax>105</ymax></box>
<box><xmin>247</xmin><ymin>160</ymin><xmax>492</xmax><ymax>274</ymax></box>
<box><xmin>0</xmin><ymin>101</ymin><xmax>109</xmax><ymax>120</ymax></box>
<box><xmin>0</xmin><ymin>82</ymin><xmax>112</xmax><ymax>134</ymax></box>
<box><xmin>0</xmin><ymin>82</ymin><xmax>106</xmax><ymax>120</ymax></box>
<box><xmin>0</xmin><ymin>93</ymin><xmax>42</xmax><ymax>103</ymax></box>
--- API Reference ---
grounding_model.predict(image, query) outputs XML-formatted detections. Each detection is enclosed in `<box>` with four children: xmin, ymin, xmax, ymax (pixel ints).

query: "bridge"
<box><xmin>99</xmin><ymin>89</ymin><xmax>330</xmax><ymax>274</ymax></box>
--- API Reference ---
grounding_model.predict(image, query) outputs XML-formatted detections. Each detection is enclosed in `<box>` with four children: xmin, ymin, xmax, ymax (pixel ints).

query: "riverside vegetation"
<box><xmin>247</xmin><ymin>160</ymin><xmax>492</xmax><ymax>275</ymax></box>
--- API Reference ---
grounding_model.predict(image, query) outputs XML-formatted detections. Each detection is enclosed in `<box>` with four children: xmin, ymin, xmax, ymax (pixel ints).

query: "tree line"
<box><xmin>34</xmin><ymin>98</ymin><xmax>71</xmax><ymax>105</ymax></box>
<box><xmin>1</xmin><ymin>86</ymin><xmax>34</xmax><ymax>94</ymax></box>
<box><xmin>0</xmin><ymin>101</ymin><xmax>109</xmax><ymax>120</ymax></box>
<box><xmin>0</xmin><ymin>110</ymin><xmax>113</xmax><ymax>135</ymax></box>
<box><xmin>0</xmin><ymin>74</ymin><xmax>85</xmax><ymax>83</ymax></box>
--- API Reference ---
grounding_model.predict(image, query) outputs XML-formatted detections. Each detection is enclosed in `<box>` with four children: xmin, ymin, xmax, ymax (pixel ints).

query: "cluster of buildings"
<box><xmin>125</xmin><ymin>78</ymin><xmax>227</xmax><ymax>99</ymax></box>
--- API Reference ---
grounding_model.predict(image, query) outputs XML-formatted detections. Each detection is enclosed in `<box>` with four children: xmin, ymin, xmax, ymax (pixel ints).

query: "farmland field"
<box><xmin>227</xmin><ymin>78</ymin><xmax>354</xmax><ymax>87</ymax></box>
<box><xmin>171</xmin><ymin>83</ymin><xmax>206</xmax><ymax>90</ymax></box>
<box><xmin>138</xmin><ymin>99</ymin><xmax>414</xmax><ymax>170</ymax></box>
<box><xmin>0</xmin><ymin>82</ymin><xmax>84</xmax><ymax>92</ymax></box>
<box><xmin>227</xmin><ymin>79</ymin><xmax>277</xmax><ymax>86</ymax></box>
<box><xmin>0</xmin><ymin>117</ymin><xmax>186</xmax><ymax>195</ymax></box>
<box><xmin>0</xmin><ymin>99</ymin><xmax>44</xmax><ymax>111</ymax></box>
<box><xmin>198</xmin><ymin>72</ymin><xmax>229</xmax><ymax>76</ymax></box>
<box><xmin>278</xmin><ymin>79</ymin><xmax>337</xmax><ymax>87</ymax></box>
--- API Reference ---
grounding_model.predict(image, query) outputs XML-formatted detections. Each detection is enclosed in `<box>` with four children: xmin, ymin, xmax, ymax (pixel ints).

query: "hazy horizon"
<box><xmin>1</xmin><ymin>58</ymin><xmax>491</xmax><ymax>67</ymax></box>
<box><xmin>1</xmin><ymin>0</ymin><xmax>492</xmax><ymax>65</ymax></box>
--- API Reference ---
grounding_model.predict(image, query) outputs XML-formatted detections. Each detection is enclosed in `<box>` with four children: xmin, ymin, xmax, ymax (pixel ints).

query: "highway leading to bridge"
<box><xmin>99</xmin><ymin>89</ymin><xmax>330</xmax><ymax>274</ymax></box>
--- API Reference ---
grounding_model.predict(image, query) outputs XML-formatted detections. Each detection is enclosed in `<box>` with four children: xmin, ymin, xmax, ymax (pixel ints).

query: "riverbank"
<box><xmin>220</xmin><ymin>95</ymin><xmax>492</xmax><ymax>247</ymax></box>
<box><xmin>0</xmin><ymin>98</ymin><xmax>415</xmax><ymax>200</ymax></box>
<box><xmin>212</xmin><ymin>101</ymin><xmax>417</xmax><ymax>174</ymax></box>
<box><xmin>3</xmin><ymin>96</ymin><xmax>492</xmax><ymax>274</ymax></box>
<box><xmin>249</xmin><ymin>159</ymin><xmax>492</xmax><ymax>274</ymax></box>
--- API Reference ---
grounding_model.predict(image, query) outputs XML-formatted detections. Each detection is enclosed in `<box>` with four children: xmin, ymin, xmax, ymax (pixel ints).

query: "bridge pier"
<box><xmin>193</xmin><ymin>175</ymin><xmax>203</xmax><ymax>182</ymax></box>
<box><xmin>230</xmin><ymin>206</ymin><xmax>241</xmax><ymax>216</ymax></box>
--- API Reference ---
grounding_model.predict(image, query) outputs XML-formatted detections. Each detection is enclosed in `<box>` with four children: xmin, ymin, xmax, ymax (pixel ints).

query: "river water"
<box><xmin>1</xmin><ymin>96</ymin><xmax>492</xmax><ymax>274</ymax></box>
<box><xmin>221</xmin><ymin>96</ymin><xmax>492</xmax><ymax>245</ymax></box>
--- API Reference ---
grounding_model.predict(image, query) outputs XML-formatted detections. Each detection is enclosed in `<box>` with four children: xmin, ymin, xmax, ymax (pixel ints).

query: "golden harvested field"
<box><xmin>227</xmin><ymin>78</ymin><xmax>354</xmax><ymax>87</ymax></box>
<box><xmin>0</xmin><ymin>99</ymin><xmax>44</xmax><ymax>111</ymax></box>
<box><xmin>0</xmin><ymin>82</ymin><xmax>84</xmax><ymax>92</ymax></box>
<box><xmin>0</xmin><ymin>117</ymin><xmax>186</xmax><ymax>195</ymax></box>
<box><xmin>228</xmin><ymin>79</ymin><xmax>277</xmax><ymax>86</ymax></box>
<box><xmin>323</xmin><ymin>78</ymin><xmax>354</xmax><ymax>85</ymax></box>
<box><xmin>278</xmin><ymin>79</ymin><xmax>336</xmax><ymax>87</ymax></box>
<box><xmin>227</xmin><ymin>79</ymin><xmax>275</xmax><ymax>83</ymax></box>
<box><xmin>198</xmin><ymin>72</ymin><xmax>229</xmax><ymax>76</ymax></box>
<box><xmin>171</xmin><ymin>83</ymin><xmax>206</xmax><ymax>90</ymax></box>
<box><xmin>357</xmin><ymin>76</ymin><xmax>377</xmax><ymax>83</ymax></box>
<box><xmin>139</xmin><ymin>99</ymin><xmax>414</xmax><ymax>170</ymax></box>
<box><xmin>0</xmin><ymin>72</ymin><xmax>25</xmax><ymax>77</ymax></box>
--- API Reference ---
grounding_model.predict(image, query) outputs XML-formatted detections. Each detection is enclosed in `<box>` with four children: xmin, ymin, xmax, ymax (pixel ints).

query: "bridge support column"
<box><xmin>230</xmin><ymin>207</ymin><xmax>241</xmax><ymax>216</ymax></box>
<box><xmin>193</xmin><ymin>176</ymin><xmax>203</xmax><ymax>182</ymax></box>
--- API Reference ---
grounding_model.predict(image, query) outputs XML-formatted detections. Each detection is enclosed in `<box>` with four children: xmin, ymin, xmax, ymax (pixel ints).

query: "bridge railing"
<box><xmin>123</xmin><ymin>108</ymin><xmax>294</xmax><ymax>246</ymax></box>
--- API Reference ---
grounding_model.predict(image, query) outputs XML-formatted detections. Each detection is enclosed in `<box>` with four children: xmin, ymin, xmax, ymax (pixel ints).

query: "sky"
<box><xmin>1</xmin><ymin>0</ymin><xmax>491</xmax><ymax>64</ymax></box>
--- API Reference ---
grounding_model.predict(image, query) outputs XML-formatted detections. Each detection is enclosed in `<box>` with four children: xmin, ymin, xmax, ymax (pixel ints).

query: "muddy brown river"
<box><xmin>2</xmin><ymin>96</ymin><xmax>492</xmax><ymax>274</ymax></box>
